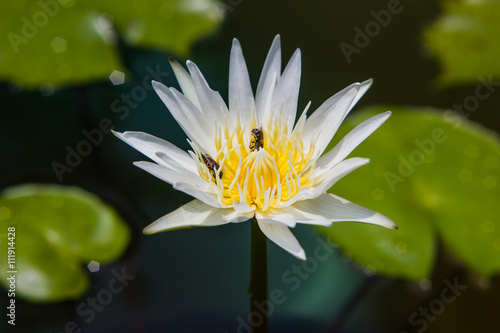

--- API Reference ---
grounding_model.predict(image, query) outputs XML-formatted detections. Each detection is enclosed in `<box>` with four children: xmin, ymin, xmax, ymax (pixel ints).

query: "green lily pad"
<box><xmin>0</xmin><ymin>184</ymin><xmax>130</xmax><ymax>302</ymax></box>
<box><xmin>83</xmin><ymin>0</ymin><xmax>223</xmax><ymax>55</ymax></box>
<box><xmin>317</xmin><ymin>107</ymin><xmax>500</xmax><ymax>280</ymax></box>
<box><xmin>0</xmin><ymin>0</ymin><xmax>222</xmax><ymax>89</ymax></box>
<box><xmin>424</xmin><ymin>0</ymin><xmax>500</xmax><ymax>86</ymax></box>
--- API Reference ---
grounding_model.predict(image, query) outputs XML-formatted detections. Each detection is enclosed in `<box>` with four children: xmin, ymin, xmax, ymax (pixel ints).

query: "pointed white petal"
<box><xmin>233</xmin><ymin>200</ymin><xmax>255</xmax><ymax>213</ymax></box>
<box><xmin>271</xmin><ymin>48</ymin><xmax>301</xmax><ymax>132</ymax></box>
<box><xmin>317</xmin><ymin>111</ymin><xmax>391</xmax><ymax>171</ymax></box>
<box><xmin>229</xmin><ymin>38</ymin><xmax>255</xmax><ymax>126</ymax></box>
<box><xmin>276</xmin><ymin>188</ymin><xmax>315</xmax><ymax>208</ymax></box>
<box><xmin>290</xmin><ymin>101</ymin><xmax>311</xmax><ymax>138</ymax></box>
<box><xmin>257</xmin><ymin>221</ymin><xmax>306</xmax><ymax>260</ymax></box>
<box><xmin>186</xmin><ymin>60</ymin><xmax>229</xmax><ymax>124</ymax></box>
<box><xmin>256</xmin><ymin>35</ymin><xmax>281</xmax><ymax>126</ymax></box>
<box><xmin>113</xmin><ymin>131</ymin><xmax>197</xmax><ymax>173</ymax></box>
<box><xmin>155</xmin><ymin>152</ymin><xmax>198</xmax><ymax>176</ymax></box>
<box><xmin>143</xmin><ymin>199</ymin><xmax>229</xmax><ymax>234</ymax></box>
<box><xmin>255</xmin><ymin>209</ymin><xmax>297</xmax><ymax>227</ymax></box>
<box><xmin>132</xmin><ymin>160</ymin><xmax>204</xmax><ymax>188</ymax></box>
<box><xmin>169</xmin><ymin>58</ymin><xmax>202</xmax><ymax>110</ymax></box>
<box><xmin>302</xmin><ymin>83</ymin><xmax>360</xmax><ymax>157</ymax></box>
<box><xmin>348</xmin><ymin>79</ymin><xmax>372</xmax><ymax>113</ymax></box>
<box><xmin>296</xmin><ymin>193</ymin><xmax>398</xmax><ymax>229</ymax></box>
<box><xmin>168</xmin><ymin>87</ymin><xmax>218</xmax><ymax>154</ymax></box>
<box><xmin>173</xmin><ymin>182</ymin><xmax>227</xmax><ymax>208</ymax></box>
<box><xmin>312</xmin><ymin>157</ymin><xmax>370</xmax><ymax>195</ymax></box>
<box><xmin>257</xmin><ymin>205</ymin><xmax>332</xmax><ymax>227</ymax></box>
<box><xmin>152</xmin><ymin>81</ymin><xmax>213</xmax><ymax>154</ymax></box>
<box><xmin>133</xmin><ymin>161</ymin><xmax>225</xmax><ymax>208</ymax></box>
<box><xmin>221</xmin><ymin>210</ymin><xmax>254</xmax><ymax>223</ymax></box>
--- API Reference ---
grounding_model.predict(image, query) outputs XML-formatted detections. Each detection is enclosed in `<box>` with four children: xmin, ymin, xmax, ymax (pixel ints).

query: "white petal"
<box><xmin>258</xmin><ymin>205</ymin><xmax>332</xmax><ymax>227</ymax></box>
<box><xmin>276</xmin><ymin>188</ymin><xmax>315</xmax><ymax>208</ymax></box>
<box><xmin>133</xmin><ymin>160</ymin><xmax>204</xmax><ymax>188</ymax></box>
<box><xmin>271</xmin><ymin>48</ymin><xmax>301</xmax><ymax>133</ymax></box>
<box><xmin>186</xmin><ymin>60</ymin><xmax>229</xmax><ymax>125</ymax></box>
<box><xmin>152</xmin><ymin>81</ymin><xmax>213</xmax><ymax>154</ymax></box>
<box><xmin>112</xmin><ymin>131</ymin><xmax>197</xmax><ymax>173</ymax></box>
<box><xmin>174</xmin><ymin>183</ymin><xmax>227</xmax><ymax>208</ymax></box>
<box><xmin>312</xmin><ymin>157</ymin><xmax>370</xmax><ymax>195</ymax></box>
<box><xmin>256</xmin><ymin>35</ymin><xmax>281</xmax><ymax>126</ymax></box>
<box><xmin>296</xmin><ymin>193</ymin><xmax>398</xmax><ymax>229</ymax></box>
<box><xmin>169</xmin><ymin>57</ymin><xmax>202</xmax><ymax>110</ymax></box>
<box><xmin>317</xmin><ymin>111</ymin><xmax>391</xmax><ymax>171</ymax></box>
<box><xmin>133</xmin><ymin>161</ymin><xmax>225</xmax><ymax>208</ymax></box>
<box><xmin>255</xmin><ymin>210</ymin><xmax>297</xmax><ymax>227</ymax></box>
<box><xmin>347</xmin><ymin>79</ymin><xmax>372</xmax><ymax>113</ymax></box>
<box><xmin>155</xmin><ymin>152</ymin><xmax>198</xmax><ymax>176</ymax></box>
<box><xmin>221</xmin><ymin>210</ymin><xmax>254</xmax><ymax>223</ymax></box>
<box><xmin>302</xmin><ymin>83</ymin><xmax>360</xmax><ymax>158</ymax></box>
<box><xmin>257</xmin><ymin>221</ymin><xmax>306</xmax><ymax>260</ymax></box>
<box><xmin>229</xmin><ymin>38</ymin><xmax>255</xmax><ymax>126</ymax></box>
<box><xmin>169</xmin><ymin>87</ymin><xmax>217</xmax><ymax>152</ymax></box>
<box><xmin>290</xmin><ymin>101</ymin><xmax>311</xmax><ymax>138</ymax></box>
<box><xmin>233</xmin><ymin>200</ymin><xmax>255</xmax><ymax>213</ymax></box>
<box><xmin>143</xmin><ymin>199</ymin><xmax>229</xmax><ymax>234</ymax></box>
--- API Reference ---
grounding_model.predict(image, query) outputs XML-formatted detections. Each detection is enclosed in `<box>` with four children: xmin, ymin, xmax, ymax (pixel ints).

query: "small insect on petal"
<box><xmin>249</xmin><ymin>128</ymin><xmax>264</xmax><ymax>152</ymax></box>
<box><xmin>201</xmin><ymin>154</ymin><xmax>223</xmax><ymax>180</ymax></box>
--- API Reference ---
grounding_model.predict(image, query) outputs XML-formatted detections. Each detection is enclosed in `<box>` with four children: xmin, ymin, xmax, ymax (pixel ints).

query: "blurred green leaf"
<box><xmin>0</xmin><ymin>184</ymin><xmax>130</xmax><ymax>302</ymax></box>
<box><xmin>83</xmin><ymin>0</ymin><xmax>223</xmax><ymax>55</ymax></box>
<box><xmin>0</xmin><ymin>0</ymin><xmax>223</xmax><ymax>89</ymax></box>
<box><xmin>317</xmin><ymin>107</ymin><xmax>500</xmax><ymax>280</ymax></box>
<box><xmin>424</xmin><ymin>0</ymin><xmax>500</xmax><ymax>86</ymax></box>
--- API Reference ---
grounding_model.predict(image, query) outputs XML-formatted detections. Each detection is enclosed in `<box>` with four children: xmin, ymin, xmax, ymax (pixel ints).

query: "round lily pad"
<box><xmin>317</xmin><ymin>107</ymin><xmax>500</xmax><ymax>280</ymax></box>
<box><xmin>0</xmin><ymin>0</ymin><xmax>223</xmax><ymax>89</ymax></box>
<box><xmin>0</xmin><ymin>184</ymin><xmax>130</xmax><ymax>302</ymax></box>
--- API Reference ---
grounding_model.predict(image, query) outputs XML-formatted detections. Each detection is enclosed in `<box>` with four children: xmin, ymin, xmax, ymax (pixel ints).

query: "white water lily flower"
<box><xmin>114</xmin><ymin>35</ymin><xmax>397</xmax><ymax>260</ymax></box>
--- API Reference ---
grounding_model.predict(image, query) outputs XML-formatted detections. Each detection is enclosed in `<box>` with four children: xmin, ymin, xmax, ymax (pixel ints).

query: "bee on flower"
<box><xmin>114</xmin><ymin>35</ymin><xmax>397</xmax><ymax>260</ymax></box>
<box><xmin>249</xmin><ymin>128</ymin><xmax>264</xmax><ymax>152</ymax></box>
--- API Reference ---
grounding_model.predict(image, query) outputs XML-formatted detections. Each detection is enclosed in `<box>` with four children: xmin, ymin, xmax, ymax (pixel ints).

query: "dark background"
<box><xmin>1</xmin><ymin>0</ymin><xmax>499</xmax><ymax>332</ymax></box>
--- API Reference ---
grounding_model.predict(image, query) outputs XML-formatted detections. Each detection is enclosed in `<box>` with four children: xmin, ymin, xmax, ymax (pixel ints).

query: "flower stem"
<box><xmin>248</xmin><ymin>217</ymin><xmax>268</xmax><ymax>333</ymax></box>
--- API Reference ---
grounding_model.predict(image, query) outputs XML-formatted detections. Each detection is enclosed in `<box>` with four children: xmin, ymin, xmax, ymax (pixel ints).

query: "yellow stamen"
<box><xmin>198</xmin><ymin>121</ymin><xmax>315</xmax><ymax>211</ymax></box>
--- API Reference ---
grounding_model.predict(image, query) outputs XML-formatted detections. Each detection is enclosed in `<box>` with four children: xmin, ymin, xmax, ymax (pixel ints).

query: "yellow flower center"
<box><xmin>198</xmin><ymin>120</ymin><xmax>316</xmax><ymax>211</ymax></box>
